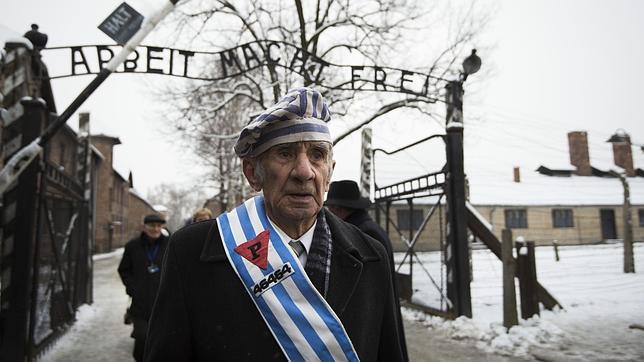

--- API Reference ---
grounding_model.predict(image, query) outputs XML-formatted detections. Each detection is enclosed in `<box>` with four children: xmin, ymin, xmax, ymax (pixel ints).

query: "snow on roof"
<box><xmin>468</xmin><ymin>171</ymin><xmax>644</xmax><ymax>206</ymax></box>
<box><xmin>90</xmin><ymin>144</ymin><xmax>105</xmax><ymax>160</ymax></box>
<box><xmin>590</xmin><ymin>140</ymin><xmax>619</xmax><ymax>172</ymax></box>
<box><xmin>538</xmin><ymin>160</ymin><xmax>574</xmax><ymax>171</ymax></box>
<box><xmin>464</xmin><ymin>131</ymin><xmax>644</xmax><ymax>207</ymax></box>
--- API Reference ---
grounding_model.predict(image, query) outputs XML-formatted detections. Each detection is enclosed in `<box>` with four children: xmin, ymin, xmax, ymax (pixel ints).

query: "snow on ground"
<box><xmin>41</xmin><ymin>244</ymin><xmax>644</xmax><ymax>361</ymax></box>
<box><xmin>400</xmin><ymin>242</ymin><xmax>644</xmax><ymax>361</ymax></box>
<box><xmin>40</xmin><ymin>248</ymin><xmax>133</xmax><ymax>362</ymax></box>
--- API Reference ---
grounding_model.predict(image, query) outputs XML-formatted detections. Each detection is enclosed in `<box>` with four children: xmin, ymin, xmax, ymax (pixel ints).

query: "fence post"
<box><xmin>444</xmin><ymin>80</ymin><xmax>472</xmax><ymax>318</ymax></box>
<box><xmin>516</xmin><ymin>240</ymin><xmax>540</xmax><ymax>319</ymax></box>
<box><xmin>502</xmin><ymin>229</ymin><xmax>518</xmax><ymax>328</ymax></box>
<box><xmin>552</xmin><ymin>240</ymin><xmax>560</xmax><ymax>262</ymax></box>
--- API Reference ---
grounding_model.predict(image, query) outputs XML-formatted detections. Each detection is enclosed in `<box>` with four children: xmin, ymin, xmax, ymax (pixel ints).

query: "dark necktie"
<box><xmin>289</xmin><ymin>240</ymin><xmax>306</xmax><ymax>258</ymax></box>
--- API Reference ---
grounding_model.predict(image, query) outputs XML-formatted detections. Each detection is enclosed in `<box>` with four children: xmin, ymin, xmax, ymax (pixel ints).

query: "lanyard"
<box><xmin>146</xmin><ymin>242</ymin><xmax>160</xmax><ymax>264</ymax></box>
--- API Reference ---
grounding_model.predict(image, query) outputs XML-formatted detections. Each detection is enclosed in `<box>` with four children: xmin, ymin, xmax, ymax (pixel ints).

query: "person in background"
<box><xmin>192</xmin><ymin>207</ymin><xmax>213</xmax><ymax>222</ymax></box>
<box><xmin>144</xmin><ymin>87</ymin><xmax>405</xmax><ymax>361</ymax></box>
<box><xmin>153</xmin><ymin>205</ymin><xmax>171</xmax><ymax>236</ymax></box>
<box><xmin>325</xmin><ymin>180</ymin><xmax>394</xmax><ymax>259</ymax></box>
<box><xmin>325</xmin><ymin>179</ymin><xmax>408</xmax><ymax>361</ymax></box>
<box><xmin>118</xmin><ymin>214</ymin><xmax>169</xmax><ymax>361</ymax></box>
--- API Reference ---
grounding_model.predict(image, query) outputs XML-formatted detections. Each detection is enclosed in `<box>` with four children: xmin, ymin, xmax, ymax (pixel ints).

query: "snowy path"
<box><xmin>403</xmin><ymin>243</ymin><xmax>644</xmax><ymax>361</ymax></box>
<box><xmin>40</xmin><ymin>249</ymin><xmax>133</xmax><ymax>362</ymax></box>
<box><xmin>39</xmin><ymin>250</ymin><xmax>518</xmax><ymax>362</ymax></box>
<box><xmin>40</xmin><ymin>243</ymin><xmax>644</xmax><ymax>361</ymax></box>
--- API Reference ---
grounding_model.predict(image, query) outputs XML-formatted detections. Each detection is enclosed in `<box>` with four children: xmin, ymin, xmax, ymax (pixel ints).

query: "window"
<box><xmin>504</xmin><ymin>209</ymin><xmax>527</xmax><ymax>229</ymax></box>
<box><xmin>639</xmin><ymin>209</ymin><xmax>644</xmax><ymax>227</ymax></box>
<box><xmin>552</xmin><ymin>209</ymin><xmax>574</xmax><ymax>228</ymax></box>
<box><xmin>396</xmin><ymin>209</ymin><xmax>424</xmax><ymax>230</ymax></box>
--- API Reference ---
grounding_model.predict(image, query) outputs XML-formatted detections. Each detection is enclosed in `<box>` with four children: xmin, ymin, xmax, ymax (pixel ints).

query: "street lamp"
<box><xmin>461</xmin><ymin>49</ymin><xmax>482</xmax><ymax>81</ymax></box>
<box><xmin>444</xmin><ymin>49</ymin><xmax>482</xmax><ymax>318</ymax></box>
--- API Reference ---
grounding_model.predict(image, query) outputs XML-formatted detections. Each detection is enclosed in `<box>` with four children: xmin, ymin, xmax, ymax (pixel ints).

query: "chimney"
<box><xmin>128</xmin><ymin>171</ymin><xmax>134</xmax><ymax>188</ymax></box>
<box><xmin>610</xmin><ymin>132</ymin><xmax>635</xmax><ymax>177</ymax></box>
<box><xmin>568</xmin><ymin>131</ymin><xmax>592</xmax><ymax>176</ymax></box>
<box><xmin>513</xmin><ymin>166</ymin><xmax>520</xmax><ymax>182</ymax></box>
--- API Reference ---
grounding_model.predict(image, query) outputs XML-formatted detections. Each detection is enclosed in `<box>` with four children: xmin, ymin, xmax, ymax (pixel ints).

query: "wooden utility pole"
<box><xmin>516</xmin><ymin>240</ymin><xmax>540</xmax><ymax>319</ymax></box>
<box><xmin>502</xmin><ymin>229</ymin><xmax>518</xmax><ymax>328</ymax></box>
<box><xmin>611</xmin><ymin>171</ymin><xmax>635</xmax><ymax>273</ymax></box>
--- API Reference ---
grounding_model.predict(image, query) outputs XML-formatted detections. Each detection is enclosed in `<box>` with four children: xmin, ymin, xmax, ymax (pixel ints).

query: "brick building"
<box><xmin>381</xmin><ymin>131</ymin><xmax>644</xmax><ymax>251</ymax></box>
<box><xmin>90</xmin><ymin>134</ymin><xmax>157</xmax><ymax>253</ymax></box>
<box><xmin>128</xmin><ymin>189</ymin><xmax>158</xmax><ymax>241</ymax></box>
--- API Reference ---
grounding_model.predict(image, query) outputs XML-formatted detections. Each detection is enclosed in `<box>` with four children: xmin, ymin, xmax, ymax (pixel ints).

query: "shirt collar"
<box><xmin>268</xmin><ymin>218</ymin><xmax>316</xmax><ymax>255</ymax></box>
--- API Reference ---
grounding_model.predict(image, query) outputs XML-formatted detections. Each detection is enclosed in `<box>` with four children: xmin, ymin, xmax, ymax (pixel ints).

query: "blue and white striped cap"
<box><xmin>234</xmin><ymin>87</ymin><xmax>332</xmax><ymax>157</ymax></box>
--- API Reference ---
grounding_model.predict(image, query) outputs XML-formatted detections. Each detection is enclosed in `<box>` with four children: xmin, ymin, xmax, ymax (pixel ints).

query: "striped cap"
<box><xmin>234</xmin><ymin>87</ymin><xmax>332</xmax><ymax>157</ymax></box>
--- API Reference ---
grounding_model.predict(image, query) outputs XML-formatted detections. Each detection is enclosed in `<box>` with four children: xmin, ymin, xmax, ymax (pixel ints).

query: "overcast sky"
<box><xmin>2</xmin><ymin>0</ymin><xmax>643</xmax><ymax>201</ymax></box>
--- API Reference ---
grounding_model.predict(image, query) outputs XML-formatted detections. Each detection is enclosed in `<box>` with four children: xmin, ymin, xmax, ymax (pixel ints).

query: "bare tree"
<box><xmin>161</xmin><ymin>0</ymin><xmax>490</xmax><ymax>209</ymax></box>
<box><xmin>146</xmin><ymin>182</ymin><xmax>208</xmax><ymax>231</ymax></box>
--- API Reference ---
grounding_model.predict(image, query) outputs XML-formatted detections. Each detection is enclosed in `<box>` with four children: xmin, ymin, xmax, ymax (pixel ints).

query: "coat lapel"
<box><xmin>326</xmin><ymin>244</ymin><xmax>363</xmax><ymax>315</ymax></box>
<box><xmin>324</xmin><ymin>209</ymin><xmax>380</xmax><ymax>316</ymax></box>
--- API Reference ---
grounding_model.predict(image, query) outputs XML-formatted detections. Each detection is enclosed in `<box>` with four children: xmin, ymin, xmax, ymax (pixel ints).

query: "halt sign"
<box><xmin>98</xmin><ymin>2</ymin><xmax>144</xmax><ymax>45</ymax></box>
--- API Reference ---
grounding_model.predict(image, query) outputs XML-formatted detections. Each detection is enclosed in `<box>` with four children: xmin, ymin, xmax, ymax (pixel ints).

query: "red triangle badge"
<box><xmin>234</xmin><ymin>230</ymin><xmax>270</xmax><ymax>270</ymax></box>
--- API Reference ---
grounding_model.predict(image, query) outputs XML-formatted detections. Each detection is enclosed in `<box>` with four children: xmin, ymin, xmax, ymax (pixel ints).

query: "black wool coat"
<box><xmin>345</xmin><ymin>209</ymin><xmax>394</xmax><ymax>261</ymax></box>
<box><xmin>344</xmin><ymin>209</ymin><xmax>408</xmax><ymax>362</ymax></box>
<box><xmin>144</xmin><ymin>209</ymin><xmax>405</xmax><ymax>362</ymax></box>
<box><xmin>118</xmin><ymin>233</ymin><xmax>168</xmax><ymax>321</ymax></box>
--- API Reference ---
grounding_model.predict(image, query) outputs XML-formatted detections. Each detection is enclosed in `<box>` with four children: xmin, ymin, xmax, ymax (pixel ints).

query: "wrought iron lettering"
<box><xmin>45</xmin><ymin>41</ymin><xmax>444</xmax><ymax>100</ymax></box>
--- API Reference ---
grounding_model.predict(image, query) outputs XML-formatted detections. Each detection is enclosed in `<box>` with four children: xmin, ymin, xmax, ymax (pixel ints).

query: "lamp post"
<box><xmin>444</xmin><ymin>49</ymin><xmax>481</xmax><ymax>317</ymax></box>
<box><xmin>607</xmin><ymin>129</ymin><xmax>636</xmax><ymax>273</ymax></box>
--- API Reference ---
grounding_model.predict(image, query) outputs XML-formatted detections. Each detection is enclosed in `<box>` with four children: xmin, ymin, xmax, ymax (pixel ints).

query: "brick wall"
<box><xmin>91</xmin><ymin>135</ymin><xmax>118</xmax><ymax>253</ymax></box>
<box><xmin>47</xmin><ymin>126</ymin><xmax>78</xmax><ymax>176</ymax></box>
<box><xmin>108</xmin><ymin>172</ymin><xmax>129</xmax><ymax>250</ymax></box>
<box><xmin>612</xmin><ymin>135</ymin><xmax>635</xmax><ymax>177</ymax></box>
<box><xmin>568</xmin><ymin>131</ymin><xmax>592</xmax><ymax>176</ymax></box>
<box><xmin>89</xmin><ymin>135</ymin><xmax>156</xmax><ymax>253</ymax></box>
<box><xmin>127</xmin><ymin>191</ymin><xmax>157</xmax><ymax>241</ymax></box>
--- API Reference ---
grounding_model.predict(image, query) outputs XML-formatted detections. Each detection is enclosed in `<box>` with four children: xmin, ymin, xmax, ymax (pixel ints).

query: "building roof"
<box><xmin>469</xmin><ymin>171</ymin><xmax>644</xmax><ymax>206</ymax></box>
<box><xmin>465</xmin><ymin>130</ymin><xmax>644</xmax><ymax>207</ymax></box>
<box><xmin>129</xmin><ymin>188</ymin><xmax>156</xmax><ymax>211</ymax></box>
<box><xmin>90</xmin><ymin>134</ymin><xmax>122</xmax><ymax>145</ymax></box>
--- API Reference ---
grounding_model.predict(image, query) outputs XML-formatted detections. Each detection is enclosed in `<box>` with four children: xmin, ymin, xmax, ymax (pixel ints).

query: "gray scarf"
<box><xmin>304</xmin><ymin>210</ymin><xmax>333</xmax><ymax>298</ymax></box>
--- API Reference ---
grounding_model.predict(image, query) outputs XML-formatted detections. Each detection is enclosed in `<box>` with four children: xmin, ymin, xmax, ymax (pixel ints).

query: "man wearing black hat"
<box><xmin>326</xmin><ymin>179</ymin><xmax>408</xmax><ymax>361</ymax></box>
<box><xmin>325</xmin><ymin>180</ymin><xmax>394</xmax><ymax>260</ymax></box>
<box><xmin>118</xmin><ymin>214</ymin><xmax>168</xmax><ymax>361</ymax></box>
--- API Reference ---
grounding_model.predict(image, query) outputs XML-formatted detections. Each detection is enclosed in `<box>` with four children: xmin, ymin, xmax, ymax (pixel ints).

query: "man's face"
<box><xmin>244</xmin><ymin>141</ymin><xmax>335</xmax><ymax>236</ymax></box>
<box><xmin>326</xmin><ymin>205</ymin><xmax>352</xmax><ymax>221</ymax></box>
<box><xmin>143</xmin><ymin>222</ymin><xmax>163</xmax><ymax>240</ymax></box>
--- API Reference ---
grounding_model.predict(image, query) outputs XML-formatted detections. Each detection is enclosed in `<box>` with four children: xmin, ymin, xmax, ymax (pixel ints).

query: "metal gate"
<box><xmin>1</xmin><ymin>40</ymin><xmax>94</xmax><ymax>361</ymax></box>
<box><xmin>371</xmin><ymin>80</ymin><xmax>473</xmax><ymax>319</ymax></box>
<box><xmin>372</xmin><ymin>134</ymin><xmax>454</xmax><ymax>318</ymax></box>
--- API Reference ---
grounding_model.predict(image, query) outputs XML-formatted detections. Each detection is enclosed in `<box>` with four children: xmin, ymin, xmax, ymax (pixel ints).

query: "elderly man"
<box><xmin>144</xmin><ymin>88</ymin><xmax>405</xmax><ymax>361</ymax></box>
<box><xmin>118</xmin><ymin>214</ymin><xmax>168</xmax><ymax>362</ymax></box>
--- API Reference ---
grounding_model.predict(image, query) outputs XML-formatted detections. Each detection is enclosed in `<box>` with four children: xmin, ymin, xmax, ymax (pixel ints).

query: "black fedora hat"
<box><xmin>325</xmin><ymin>180</ymin><xmax>371</xmax><ymax>209</ymax></box>
<box><xmin>144</xmin><ymin>214</ymin><xmax>166</xmax><ymax>224</ymax></box>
